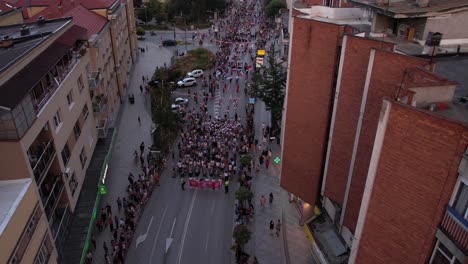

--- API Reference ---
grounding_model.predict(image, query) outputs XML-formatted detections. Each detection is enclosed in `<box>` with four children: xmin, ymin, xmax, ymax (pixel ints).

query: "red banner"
<box><xmin>189</xmin><ymin>178</ymin><xmax>199</xmax><ymax>188</ymax></box>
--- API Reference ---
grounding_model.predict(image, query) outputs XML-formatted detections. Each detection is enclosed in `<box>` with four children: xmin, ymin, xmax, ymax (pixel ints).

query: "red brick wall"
<box><xmin>355</xmin><ymin>101</ymin><xmax>468</xmax><ymax>264</ymax></box>
<box><xmin>324</xmin><ymin>36</ymin><xmax>394</xmax><ymax>206</ymax></box>
<box><xmin>343</xmin><ymin>50</ymin><xmax>429</xmax><ymax>233</ymax></box>
<box><xmin>280</xmin><ymin>18</ymin><xmax>343</xmax><ymax>204</ymax></box>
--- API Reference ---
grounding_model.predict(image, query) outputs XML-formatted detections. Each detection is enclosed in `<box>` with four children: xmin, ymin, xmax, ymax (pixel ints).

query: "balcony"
<box><xmin>96</xmin><ymin>118</ymin><xmax>109</xmax><ymax>138</ymax></box>
<box><xmin>51</xmin><ymin>204</ymin><xmax>71</xmax><ymax>255</ymax></box>
<box><xmin>30</xmin><ymin>139</ymin><xmax>56</xmax><ymax>185</ymax></box>
<box><xmin>42</xmin><ymin>177</ymin><xmax>65</xmax><ymax>220</ymax></box>
<box><xmin>88</xmin><ymin>71</ymin><xmax>102</xmax><ymax>90</ymax></box>
<box><xmin>92</xmin><ymin>97</ymin><xmax>107</xmax><ymax>114</ymax></box>
<box><xmin>440</xmin><ymin>205</ymin><xmax>468</xmax><ymax>252</ymax></box>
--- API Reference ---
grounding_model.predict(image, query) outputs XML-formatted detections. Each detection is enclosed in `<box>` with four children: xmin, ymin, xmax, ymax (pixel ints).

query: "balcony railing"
<box><xmin>96</xmin><ymin>118</ymin><xmax>109</xmax><ymax>139</ymax></box>
<box><xmin>93</xmin><ymin>100</ymin><xmax>107</xmax><ymax>113</ymax></box>
<box><xmin>43</xmin><ymin>177</ymin><xmax>65</xmax><ymax>220</ymax></box>
<box><xmin>51</xmin><ymin>204</ymin><xmax>71</xmax><ymax>255</ymax></box>
<box><xmin>440</xmin><ymin>205</ymin><xmax>468</xmax><ymax>252</ymax></box>
<box><xmin>31</xmin><ymin>139</ymin><xmax>56</xmax><ymax>185</ymax></box>
<box><xmin>88</xmin><ymin>71</ymin><xmax>102</xmax><ymax>90</ymax></box>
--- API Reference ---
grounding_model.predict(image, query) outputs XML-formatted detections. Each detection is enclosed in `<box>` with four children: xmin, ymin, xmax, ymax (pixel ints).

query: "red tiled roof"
<box><xmin>64</xmin><ymin>4</ymin><xmax>107</xmax><ymax>38</ymax></box>
<box><xmin>80</xmin><ymin>0</ymin><xmax>117</xmax><ymax>9</ymax></box>
<box><xmin>56</xmin><ymin>24</ymin><xmax>87</xmax><ymax>45</ymax></box>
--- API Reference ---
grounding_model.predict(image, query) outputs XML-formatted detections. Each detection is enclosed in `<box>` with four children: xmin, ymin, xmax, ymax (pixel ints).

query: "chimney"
<box><xmin>417</xmin><ymin>0</ymin><xmax>429</xmax><ymax>7</ymax></box>
<box><xmin>20</xmin><ymin>25</ymin><xmax>30</xmax><ymax>36</ymax></box>
<box><xmin>0</xmin><ymin>35</ymin><xmax>13</xmax><ymax>48</ymax></box>
<box><xmin>37</xmin><ymin>16</ymin><xmax>46</xmax><ymax>25</ymax></box>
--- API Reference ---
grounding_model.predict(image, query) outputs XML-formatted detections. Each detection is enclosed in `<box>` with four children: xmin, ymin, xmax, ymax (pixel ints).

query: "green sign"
<box><xmin>99</xmin><ymin>185</ymin><xmax>107</xmax><ymax>195</ymax></box>
<box><xmin>274</xmin><ymin>157</ymin><xmax>281</xmax><ymax>164</ymax></box>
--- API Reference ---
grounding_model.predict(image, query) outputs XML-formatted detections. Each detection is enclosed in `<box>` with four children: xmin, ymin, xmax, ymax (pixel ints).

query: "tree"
<box><xmin>235</xmin><ymin>186</ymin><xmax>253</xmax><ymax>210</ymax></box>
<box><xmin>239</xmin><ymin>154</ymin><xmax>253</xmax><ymax>167</ymax></box>
<box><xmin>251</xmin><ymin>45</ymin><xmax>286</xmax><ymax>139</ymax></box>
<box><xmin>266</xmin><ymin>0</ymin><xmax>286</xmax><ymax>18</ymax></box>
<box><xmin>232</xmin><ymin>224</ymin><xmax>251</xmax><ymax>249</ymax></box>
<box><xmin>136</xmin><ymin>27</ymin><xmax>146</xmax><ymax>39</ymax></box>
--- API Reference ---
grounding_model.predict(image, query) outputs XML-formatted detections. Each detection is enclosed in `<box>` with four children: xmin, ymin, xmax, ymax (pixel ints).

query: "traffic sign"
<box><xmin>99</xmin><ymin>184</ymin><xmax>107</xmax><ymax>195</ymax></box>
<box><xmin>274</xmin><ymin>157</ymin><xmax>281</xmax><ymax>164</ymax></box>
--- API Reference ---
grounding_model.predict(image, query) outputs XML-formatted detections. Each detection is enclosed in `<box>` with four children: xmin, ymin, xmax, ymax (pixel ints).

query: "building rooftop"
<box><xmin>0</xmin><ymin>17</ymin><xmax>72</xmax><ymax>74</ymax></box>
<box><xmin>0</xmin><ymin>1</ymin><xmax>15</xmax><ymax>16</ymax></box>
<box><xmin>64</xmin><ymin>4</ymin><xmax>107</xmax><ymax>38</ymax></box>
<box><xmin>350</xmin><ymin>0</ymin><xmax>468</xmax><ymax>17</ymax></box>
<box><xmin>0</xmin><ymin>24</ymin><xmax>87</xmax><ymax>109</ymax></box>
<box><xmin>80</xmin><ymin>0</ymin><xmax>117</xmax><ymax>10</ymax></box>
<box><xmin>0</xmin><ymin>178</ymin><xmax>32</xmax><ymax>237</ymax></box>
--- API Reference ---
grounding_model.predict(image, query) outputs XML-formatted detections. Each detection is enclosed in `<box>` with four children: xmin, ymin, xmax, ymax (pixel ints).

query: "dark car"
<box><xmin>162</xmin><ymin>40</ymin><xmax>177</xmax><ymax>46</ymax></box>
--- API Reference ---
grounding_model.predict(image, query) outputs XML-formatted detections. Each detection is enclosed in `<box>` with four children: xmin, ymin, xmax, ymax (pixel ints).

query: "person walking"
<box><xmin>224</xmin><ymin>179</ymin><xmax>230</xmax><ymax>193</ymax></box>
<box><xmin>140</xmin><ymin>85</ymin><xmax>143</xmax><ymax>93</ymax></box>
<box><xmin>138</xmin><ymin>116</ymin><xmax>141</xmax><ymax>126</ymax></box>
<box><xmin>275</xmin><ymin>219</ymin><xmax>282</xmax><ymax>237</ymax></box>
<box><xmin>108</xmin><ymin>215</ymin><xmax>114</xmax><ymax>232</ymax></box>
<box><xmin>117</xmin><ymin>197</ymin><xmax>122</xmax><ymax>212</ymax></box>
<box><xmin>265</xmin><ymin>158</ymin><xmax>270</xmax><ymax>170</ymax></box>
<box><xmin>269</xmin><ymin>220</ymin><xmax>274</xmax><ymax>235</ymax></box>
<box><xmin>91</xmin><ymin>234</ymin><xmax>96</xmax><ymax>249</ymax></box>
<box><xmin>181</xmin><ymin>177</ymin><xmax>186</xmax><ymax>190</ymax></box>
<box><xmin>260</xmin><ymin>195</ymin><xmax>266</xmax><ymax>208</ymax></box>
<box><xmin>106</xmin><ymin>203</ymin><xmax>112</xmax><ymax>216</ymax></box>
<box><xmin>269</xmin><ymin>192</ymin><xmax>274</xmax><ymax>205</ymax></box>
<box><xmin>103</xmin><ymin>242</ymin><xmax>109</xmax><ymax>256</ymax></box>
<box><xmin>253</xmin><ymin>256</ymin><xmax>259</xmax><ymax>264</ymax></box>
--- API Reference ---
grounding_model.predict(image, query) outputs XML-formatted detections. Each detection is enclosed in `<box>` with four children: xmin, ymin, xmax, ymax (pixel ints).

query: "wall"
<box><xmin>280</xmin><ymin>17</ymin><xmax>344</xmax><ymax>205</ymax></box>
<box><xmin>323</xmin><ymin>35</ymin><xmax>394</xmax><ymax>208</ymax></box>
<box><xmin>0</xmin><ymin>142</ymin><xmax>32</xmax><ymax>179</ymax></box>
<box><xmin>0</xmin><ymin>10</ymin><xmax>24</xmax><ymax>26</ymax></box>
<box><xmin>409</xmin><ymin>85</ymin><xmax>457</xmax><ymax>106</ymax></box>
<box><xmin>305</xmin><ymin>6</ymin><xmax>367</xmax><ymax>20</ymax></box>
<box><xmin>342</xmin><ymin>50</ymin><xmax>429</xmax><ymax>234</ymax></box>
<box><xmin>371</xmin><ymin>12</ymin><xmax>393</xmax><ymax>33</ymax></box>
<box><xmin>352</xmin><ymin>101</ymin><xmax>468</xmax><ymax>264</ymax></box>
<box><xmin>424</xmin><ymin>10</ymin><xmax>468</xmax><ymax>44</ymax></box>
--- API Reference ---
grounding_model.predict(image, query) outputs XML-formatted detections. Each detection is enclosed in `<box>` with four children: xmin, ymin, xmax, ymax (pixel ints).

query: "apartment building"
<box><xmin>0</xmin><ymin>0</ymin><xmax>138</xmax><ymax>129</ymax></box>
<box><xmin>0</xmin><ymin>17</ymin><xmax>97</xmax><ymax>259</ymax></box>
<box><xmin>0</xmin><ymin>179</ymin><xmax>57</xmax><ymax>264</ymax></box>
<box><xmin>281</xmin><ymin>11</ymin><xmax>468</xmax><ymax>263</ymax></box>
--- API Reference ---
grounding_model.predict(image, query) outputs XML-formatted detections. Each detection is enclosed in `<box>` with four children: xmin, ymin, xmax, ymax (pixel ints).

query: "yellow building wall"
<box><xmin>27</xmin><ymin>7</ymin><xmax>46</xmax><ymax>18</ymax></box>
<box><xmin>0</xmin><ymin>142</ymin><xmax>32</xmax><ymax>180</ymax></box>
<box><xmin>92</xmin><ymin>9</ymin><xmax>108</xmax><ymax>18</ymax></box>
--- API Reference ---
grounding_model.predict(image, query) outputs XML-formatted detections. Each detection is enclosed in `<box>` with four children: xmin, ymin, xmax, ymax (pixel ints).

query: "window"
<box><xmin>33</xmin><ymin>234</ymin><xmax>52</xmax><ymax>264</ymax></box>
<box><xmin>453</xmin><ymin>183</ymin><xmax>468</xmax><ymax>220</ymax></box>
<box><xmin>77</xmin><ymin>75</ymin><xmax>85</xmax><ymax>93</ymax></box>
<box><xmin>73</xmin><ymin>121</ymin><xmax>81</xmax><ymax>141</ymax></box>
<box><xmin>66</xmin><ymin>90</ymin><xmax>74</xmax><ymax>106</ymax></box>
<box><xmin>79</xmin><ymin>148</ymin><xmax>87</xmax><ymax>168</ymax></box>
<box><xmin>431</xmin><ymin>240</ymin><xmax>462</xmax><ymax>264</ymax></box>
<box><xmin>61</xmin><ymin>143</ymin><xmax>70</xmax><ymax>165</ymax></box>
<box><xmin>82</xmin><ymin>104</ymin><xmax>89</xmax><ymax>121</ymax></box>
<box><xmin>26</xmin><ymin>214</ymin><xmax>37</xmax><ymax>233</ymax></box>
<box><xmin>69</xmin><ymin>172</ymin><xmax>78</xmax><ymax>196</ymax></box>
<box><xmin>52</xmin><ymin>110</ymin><xmax>62</xmax><ymax>129</ymax></box>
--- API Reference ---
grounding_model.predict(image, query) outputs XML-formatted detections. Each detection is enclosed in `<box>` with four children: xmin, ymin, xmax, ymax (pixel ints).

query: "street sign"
<box><xmin>257</xmin><ymin>49</ymin><xmax>266</xmax><ymax>56</ymax></box>
<box><xmin>274</xmin><ymin>157</ymin><xmax>281</xmax><ymax>164</ymax></box>
<box><xmin>249</xmin><ymin>98</ymin><xmax>255</xmax><ymax>104</ymax></box>
<box><xmin>99</xmin><ymin>184</ymin><xmax>107</xmax><ymax>195</ymax></box>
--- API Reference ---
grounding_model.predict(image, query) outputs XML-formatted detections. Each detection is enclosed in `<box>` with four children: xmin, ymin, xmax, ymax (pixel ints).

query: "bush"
<box><xmin>136</xmin><ymin>27</ymin><xmax>146</xmax><ymax>38</ymax></box>
<box><xmin>233</xmin><ymin>224</ymin><xmax>251</xmax><ymax>248</ymax></box>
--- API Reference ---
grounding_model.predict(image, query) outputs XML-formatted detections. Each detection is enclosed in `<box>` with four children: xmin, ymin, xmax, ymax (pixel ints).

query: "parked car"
<box><xmin>171</xmin><ymin>97</ymin><xmax>189</xmax><ymax>111</ymax></box>
<box><xmin>177</xmin><ymin>77</ymin><xmax>197</xmax><ymax>87</ymax></box>
<box><xmin>162</xmin><ymin>40</ymin><xmax>177</xmax><ymax>46</ymax></box>
<box><xmin>187</xmin><ymin>69</ymin><xmax>204</xmax><ymax>78</ymax></box>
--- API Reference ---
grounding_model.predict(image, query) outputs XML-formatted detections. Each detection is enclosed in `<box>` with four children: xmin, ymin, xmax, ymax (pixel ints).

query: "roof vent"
<box><xmin>20</xmin><ymin>25</ymin><xmax>30</xmax><ymax>36</ymax></box>
<box><xmin>0</xmin><ymin>35</ymin><xmax>13</xmax><ymax>48</ymax></box>
<box><xmin>37</xmin><ymin>16</ymin><xmax>46</xmax><ymax>25</ymax></box>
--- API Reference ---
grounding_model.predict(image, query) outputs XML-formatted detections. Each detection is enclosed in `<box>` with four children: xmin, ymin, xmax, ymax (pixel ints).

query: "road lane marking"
<box><xmin>210</xmin><ymin>200</ymin><xmax>216</xmax><ymax>216</ymax></box>
<box><xmin>149</xmin><ymin>206</ymin><xmax>168</xmax><ymax>264</ymax></box>
<box><xmin>177</xmin><ymin>189</ymin><xmax>198</xmax><ymax>264</ymax></box>
<box><xmin>204</xmin><ymin>232</ymin><xmax>210</xmax><ymax>252</ymax></box>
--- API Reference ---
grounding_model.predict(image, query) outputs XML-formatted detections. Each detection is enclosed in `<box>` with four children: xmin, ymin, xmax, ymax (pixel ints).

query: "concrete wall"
<box><xmin>323</xmin><ymin>36</ymin><xmax>394</xmax><ymax>209</ymax></box>
<box><xmin>371</xmin><ymin>12</ymin><xmax>393</xmax><ymax>33</ymax></box>
<box><xmin>304</xmin><ymin>6</ymin><xmax>367</xmax><ymax>20</ymax></box>
<box><xmin>280</xmin><ymin>17</ymin><xmax>344</xmax><ymax>205</ymax></box>
<box><xmin>0</xmin><ymin>142</ymin><xmax>31</xmax><ymax>179</ymax></box>
<box><xmin>351</xmin><ymin>101</ymin><xmax>468</xmax><ymax>264</ymax></box>
<box><xmin>409</xmin><ymin>85</ymin><xmax>457</xmax><ymax>107</ymax></box>
<box><xmin>424</xmin><ymin>10</ymin><xmax>468</xmax><ymax>44</ymax></box>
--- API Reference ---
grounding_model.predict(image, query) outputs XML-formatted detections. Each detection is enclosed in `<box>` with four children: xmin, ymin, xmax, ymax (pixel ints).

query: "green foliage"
<box><xmin>239</xmin><ymin>154</ymin><xmax>253</xmax><ymax>167</ymax></box>
<box><xmin>251</xmin><ymin>46</ymin><xmax>286</xmax><ymax>137</ymax></box>
<box><xmin>136</xmin><ymin>27</ymin><xmax>146</xmax><ymax>37</ymax></box>
<box><xmin>235</xmin><ymin>186</ymin><xmax>254</xmax><ymax>203</ymax></box>
<box><xmin>166</xmin><ymin>0</ymin><xmax>226</xmax><ymax>25</ymax></box>
<box><xmin>266</xmin><ymin>0</ymin><xmax>286</xmax><ymax>18</ymax></box>
<box><xmin>232</xmin><ymin>224</ymin><xmax>251</xmax><ymax>248</ymax></box>
<box><xmin>171</xmin><ymin>48</ymin><xmax>215</xmax><ymax>76</ymax></box>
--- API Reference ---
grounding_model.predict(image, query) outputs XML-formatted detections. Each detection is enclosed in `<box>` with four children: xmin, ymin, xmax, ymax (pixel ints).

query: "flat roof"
<box><xmin>350</xmin><ymin>0</ymin><xmax>468</xmax><ymax>17</ymax></box>
<box><xmin>434</xmin><ymin>102</ymin><xmax>468</xmax><ymax>123</ymax></box>
<box><xmin>0</xmin><ymin>24</ymin><xmax>86</xmax><ymax>109</ymax></box>
<box><xmin>0</xmin><ymin>178</ymin><xmax>32</xmax><ymax>237</ymax></box>
<box><xmin>0</xmin><ymin>17</ymin><xmax>72</xmax><ymax>74</ymax></box>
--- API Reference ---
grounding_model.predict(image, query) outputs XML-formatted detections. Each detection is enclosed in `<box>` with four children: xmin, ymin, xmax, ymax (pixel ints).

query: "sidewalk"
<box><xmin>87</xmin><ymin>41</ymin><xmax>173</xmax><ymax>263</ymax></box>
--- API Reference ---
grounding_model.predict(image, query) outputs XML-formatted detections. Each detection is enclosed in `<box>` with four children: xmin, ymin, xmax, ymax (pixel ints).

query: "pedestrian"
<box><xmin>114</xmin><ymin>215</ymin><xmax>119</xmax><ymax>229</ymax></box>
<box><xmin>260</xmin><ymin>195</ymin><xmax>266</xmax><ymax>208</ymax></box>
<box><xmin>101</xmin><ymin>208</ymin><xmax>107</xmax><ymax>223</ymax></box>
<box><xmin>224</xmin><ymin>179</ymin><xmax>229</xmax><ymax>193</ymax></box>
<box><xmin>85</xmin><ymin>252</ymin><xmax>92</xmax><ymax>264</ymax></box>
<box><xmin>108</xmin><ymin>215</ymin><xmax>114</xmax><ymax>232</ymax></box>
<box><xmin>113</xmin><ymin>228</ymin><xmax>118</xmax><ymax>241</ymax></box>
<box><xmin>96</xmin><ymin>218</ymin><xmax>103</xmax><ymax>232</ymax></box>
<box><xmin>269</xmin><ymin>220</ymin><xmax>274</xmax><ymax>235</ymax></box>
<box><xmin>269</xmin><ymin>192</ymin><xmax>274</xmax><ymax>204</ymax></box>
<box><xmin>275</xmin><ymin>219</ymin><xmax>282</xmax><ymax>237</ymax></box>
<box><xmin>253</xmin><ymin>256</ymin><xmax>259</xmax><ymax>264</ymax></box>
<box><xmin>140</xmin><ymin>85</ymin><xmax>143</xmax><ymax>93</ymax></box>
<box><xmin>128</xmin><ymin>173</ymin><xmax>134</xmax><ymax>185</ymax></box>
<box><xmin>138</xmin><ymin>116</ymin><xmax>141</xmax><ymax>126</ymax></box>
<box><xmin>181</xmin><ymin>177</ymin><xmax>186</xmax><ymax>190</ymax></box>
<box><xmin>265</xmin><ymin>158</ymin><xmax>270</xmax><ymax>170</ymax></box>
<box><xmin>117</xmin><ymin>197</ymin><xmax>122</xmax><ymax>212</ymax></box>
<box><xmin>103</xmin><ymin>241</ymin><xmax>108</xmax><ymax>256</ymax></box>
<box><xmin>140</xmin><ymin>141</ymin><xmax>145</xmax><ymax>154</ymax></box>
<box><xmin>259</xmin><ymin>155</ymin><xmax>264</xmax><ymax>165</ymax></box>
<box><xmin>91</xmin><ymin>234</ymin><xmax>96</xmax><ymax>249</ymax></box>
<box><xmin>106</xmin><ymin>203</ymin><xmax>112</xmax><ymax>216</ymax></box>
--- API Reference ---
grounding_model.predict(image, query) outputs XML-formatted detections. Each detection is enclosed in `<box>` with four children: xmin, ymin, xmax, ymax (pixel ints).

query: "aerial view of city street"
<box><xmin>0</xmin><ymin>0</ymin><xmax>467</xmax><ymax>264</ymax></box>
